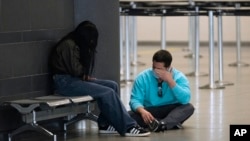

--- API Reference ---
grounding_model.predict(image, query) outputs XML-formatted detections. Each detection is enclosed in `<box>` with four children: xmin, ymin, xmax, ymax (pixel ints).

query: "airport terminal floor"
<box><xmin>18</xmin><ymin>44</ymin><xmax>250</xmax><ymax>141</ymax></box>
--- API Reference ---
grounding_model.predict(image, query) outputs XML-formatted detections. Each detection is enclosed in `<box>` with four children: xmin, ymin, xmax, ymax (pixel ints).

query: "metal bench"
<box><xmin>4</xmin><ymin>95</ymin><xmax>98</xmax><ymax>141</ymax></box>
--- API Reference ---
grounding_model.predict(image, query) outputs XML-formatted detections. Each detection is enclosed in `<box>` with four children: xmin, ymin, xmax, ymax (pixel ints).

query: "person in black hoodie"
<box><xmin>50</xmin><ymin>20</ymin><xmax>150</xmax><ymax>137</ymax></box>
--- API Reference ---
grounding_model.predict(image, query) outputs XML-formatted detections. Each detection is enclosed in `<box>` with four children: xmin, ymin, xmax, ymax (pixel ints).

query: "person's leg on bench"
<box><xmin>53</xmin><ymin>74</ymin><xmax>148</xmax><ymax>136</ymax></box>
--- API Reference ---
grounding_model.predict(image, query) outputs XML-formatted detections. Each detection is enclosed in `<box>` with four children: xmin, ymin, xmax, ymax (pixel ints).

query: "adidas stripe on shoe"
<box><xmin>99</xmin><ymin>125</ymin><xmax>118</xmax><ymax>134</ymax></box>
<box><xmin>125</xmin><ymin>125</ymin><xmax>150</xmax><ymax>137</ymax></box>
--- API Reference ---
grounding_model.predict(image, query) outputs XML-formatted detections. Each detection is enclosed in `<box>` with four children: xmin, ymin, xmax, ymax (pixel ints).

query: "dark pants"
<box><xmin>129</xmin><ymin>103</ymin><xmax>195</xmax><ymax>130</ymax></box>
<box><xmin>53</xmin><ymin>74</ymin><xmax>137</xmax><ymax>135</ymax></box>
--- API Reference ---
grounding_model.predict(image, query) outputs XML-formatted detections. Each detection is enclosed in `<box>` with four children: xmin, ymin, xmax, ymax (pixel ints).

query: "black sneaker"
<box><xmin>154</xmin><ymin>121</ymin><xmax>167</xmax><ymax>132</ymax></box>
<box><xmin>148</xmin><ymin>119</ymin><xmax>160</xmax><ymax>132</ymax></box>
<box><xmin>173</xmin><ymin>123</ymin><xmax>183</xmax><ymax>129</ymax></box>
<box><xmin>125</xmin><ymin>125</ymin><xmax>151</xmax><ymax>137</ymax></box>
<box><xmin>148</xmin><ymin>119</ymin><xmax>167</xmax><ymax>132</ymax></box>
<box><xmin>155</xmin><ymin>122</ymin><xmax>167</xmax><ymax>132</ymax></box>
<box><xmin>99</xmin><ymin>125</ymin><xmax>118</xmax><ymax>134</ymax></box>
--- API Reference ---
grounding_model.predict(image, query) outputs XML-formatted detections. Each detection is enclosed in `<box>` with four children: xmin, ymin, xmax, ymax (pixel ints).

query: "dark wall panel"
<box><xmin>0</xmin><ymin>0</ymin><xmax>74</xmax><ymax>97</ymax></box>
<box><xmin>0</xmin><ymin>0</ymin><xmax>75</xmax><ymax>133</ymax></box>
<box><xmin>1</xmin><ymin>0</ymin><xmax>30</xmax><ymax>32</ymax></box>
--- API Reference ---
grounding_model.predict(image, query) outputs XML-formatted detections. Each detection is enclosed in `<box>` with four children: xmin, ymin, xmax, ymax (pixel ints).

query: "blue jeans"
<box><xmin>53</xmin><ymin>74</ymin><xmax>136</xmax><ymax>135</ymax></box>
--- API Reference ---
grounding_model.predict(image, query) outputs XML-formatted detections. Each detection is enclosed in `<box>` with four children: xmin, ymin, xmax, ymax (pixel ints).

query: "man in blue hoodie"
<box><xmin>129</xmin><ymin>49</ymin><xmax>195</xmax><ymax>132</ymax></box>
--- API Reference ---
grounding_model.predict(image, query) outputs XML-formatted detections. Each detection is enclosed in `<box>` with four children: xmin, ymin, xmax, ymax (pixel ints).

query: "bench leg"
<box><xmin>64</xmin><ymin>103</ymin><xmax>98</xmax><ymax>131</ymax></box>
<box><xmin>64</xmin><ymin>112</ymin><xmax>98</xmax><ymax>131</ymax></box>
<box><xmin>8</xmin><ymin>123</ymin><xmax>57</xmax><ymax>141</ymax></box>
<box><xmin>83</xmin><ymin>112</ymin><xmax>98</xmax><ymax>121</ymax></box>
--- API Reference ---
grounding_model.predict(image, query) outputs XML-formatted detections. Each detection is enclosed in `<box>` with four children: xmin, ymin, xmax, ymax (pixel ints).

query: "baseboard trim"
<box><xmin>137</xmin><ymin>41</ymin><xmax>250</xmax><ymax>47</ymax></box>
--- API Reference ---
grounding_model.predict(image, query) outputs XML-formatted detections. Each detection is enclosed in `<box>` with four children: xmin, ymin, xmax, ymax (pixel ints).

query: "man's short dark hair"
<box><xmin>152</xmin><ymin>49</ymin><xmax>172</xmax><ymax>67</ymax></box>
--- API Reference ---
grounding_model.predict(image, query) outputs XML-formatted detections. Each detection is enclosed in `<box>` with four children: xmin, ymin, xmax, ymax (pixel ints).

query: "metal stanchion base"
<box><xmin>228</xmin><ymin>61</ymin><xmax>250</xmax><ymax>67</ymax></box>
<box><xmin>120</xmin><ymin>72</ymin><xmax>134</xmax><ymax>76</ymax></box>
<box><xmin>120</xmin><ymin>83</ymin><xmax>126</xmax><ymax>88</ymax></box>
<box><xmin>120</xmin><ymin>79</ymin><xmax>134</xmax><ymax>85</ymax></box>
<box><xmin>199</xmin><ymin>84</ymin><xmax>225</xmax><ymax>89</ymax></box>
<box><xmin>186</xmin><ymin>72</ymin><xmax>208</xmax><ymax>77</ymax></box>
<box><xmin>184</xmin><ymin>53</ymin><xmax>202</xmax><ymax>58</ymax></box>
<box><xmin>215</xmin><ymin>80</ymin><xmax>234</xmax><ymax>86</ymax></box>
<box><xmin>131</xmin><ymin>61</ymin><xmax>146</xmax><ymax>66</ymax></box>
<box><xmin>120</xmin><ymin>78</ymin><xmax>133</xmax><ymax>87</ymax></box>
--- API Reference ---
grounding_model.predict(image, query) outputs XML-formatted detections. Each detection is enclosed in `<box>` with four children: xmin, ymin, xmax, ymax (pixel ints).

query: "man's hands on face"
<box><xmin>154</xmin><ymin>68</ymin><xmax>176</xmax><ymax>88</ymax></box>
<box><xmin>154</xmin><ymin>68</ymin><xmax>170</xmax><ymax>81</ymax></box>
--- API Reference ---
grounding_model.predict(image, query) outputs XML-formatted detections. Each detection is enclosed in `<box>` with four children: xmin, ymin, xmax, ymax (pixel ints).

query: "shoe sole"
<box><xmin>125</xmin><ymin>132</ymin><xmax>151</xmax><ymax>137</ymax></box>
<box><xmin>99</xmin><ymin>130</ymin><xmax>119</xmax><ymax>134</ymax></box>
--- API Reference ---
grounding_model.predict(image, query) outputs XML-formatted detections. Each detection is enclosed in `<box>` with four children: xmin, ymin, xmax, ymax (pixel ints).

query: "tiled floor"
<box><xmin>15</xmin><ymin>45</ymin><xmax>250</xmax><ymax>141</ymax></box>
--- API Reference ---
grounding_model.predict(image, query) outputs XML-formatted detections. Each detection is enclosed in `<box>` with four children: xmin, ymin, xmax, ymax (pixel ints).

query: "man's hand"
<box><xmin>137</xmin><ymin>107</ymin><xmax>155</xmax><ymax>124</ymax></box>
<box><xmin>154</xmin><ymin>68</ymin><xmax>176</xmax><ymax>88</ymax></box>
